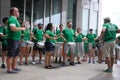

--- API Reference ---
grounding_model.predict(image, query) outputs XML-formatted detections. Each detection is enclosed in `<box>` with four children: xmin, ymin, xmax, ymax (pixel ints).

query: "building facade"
<box><xmin>0</xmin><ymin>0</ymin><xmax>102</xmax><ymax>35</ymax></box>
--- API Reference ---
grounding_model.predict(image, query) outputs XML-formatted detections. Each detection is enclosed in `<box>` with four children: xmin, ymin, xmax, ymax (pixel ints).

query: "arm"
<box><xmin>99</xmin><ymin>27</ymin><xmax>106</xmax><ymax>39</ymax></box>
<box><xmin>10</xmin><ymin>26</ymin><xmax>26</xmax><ymax>31</ymax></box>
<box><xmin>45</xmin><ymin>33</ymin><xmax>57</xmax><ymax>40</ymax></box>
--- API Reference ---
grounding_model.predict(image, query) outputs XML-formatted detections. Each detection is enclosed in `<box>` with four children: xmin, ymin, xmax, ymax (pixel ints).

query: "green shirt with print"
<box><xmin>33</xmin><ymin>28</ymin><xmax>44</xmax><ymax>42</ymax></box>
<box><xmin>62</xmin><ymin>28</ymin><xmax>75</xmax><ymax>42</ymax></box>
<box><xmin>45</xmin><ymin>30</ymin><xmax>56</xmax><ymax>44</ymax></box>
<box><xmin>75</xmin><ymin>33</ymin><xmax>85</xmax><ymax>42</ymax></box>
<box><xmin>22</xmin><ymin>28</ymin><xmax>30</xmax><ymax>41</ymax></box>
<box><xmin>56</xmin><ymin>30</ymin><xmax>64</xmax><ymax>42</ymax></box>
<box><xmin>102</xmin><ymin>22</ymin><xmax>118</xmax><ymax>42</ymax></box>
<box><xmin>7</xmin><ymin>16</ymin><xmax>21</xmax><ymax>40</ymax></box>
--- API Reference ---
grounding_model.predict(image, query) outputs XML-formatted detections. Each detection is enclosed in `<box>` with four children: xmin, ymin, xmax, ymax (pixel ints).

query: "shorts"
<box><xmin>45</xmin><ymin>42</ymin><xmax>55</xmax><ymax>52</ymax></box>
<box><xmin>2</xmin><ymin>44</ymin><xmax>8</xmax><ymax>51</ymax></box>
<box><xmin>64</xmin><ymin>42</ymin><xmax>76</xmax><ymax>55</ymax></box>
<box><xmin>76</xmin><ymin>42</ymin><xmax>84</xmax><ymax>57</ymax></box>
<box><xmin>33</xmin><ymin>43</ymin><xmax>43</xmax><ymax>51</ymax></box>
<box><xmin>7</xmin><ymin>39</ymin><xmax>20</xmax><ymax>57</ymax></box>
<box><xmin>55</xmin><ymin>43</ymin><xmax>62</xmax><ymax>57</ymax></box>
<box><xmin>102</xmin><ymin>41</ymin><xmax>115</xmax><ymax>58</ymax></box>
<box><xmin>88</xmin><ymin>42</ymin><xmax>95</xmax><ymax>50</ymax></box>
<box><xmin>21</xmin><ymin>40</ymin><xmax>34</xmax><ymax>47</ymax></box>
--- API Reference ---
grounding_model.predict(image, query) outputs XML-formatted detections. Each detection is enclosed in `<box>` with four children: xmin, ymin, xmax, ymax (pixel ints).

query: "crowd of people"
<box><xmin>0</xmin><ymin>7</ymin><xmax>120</xmax><ymax>74</ymax></box>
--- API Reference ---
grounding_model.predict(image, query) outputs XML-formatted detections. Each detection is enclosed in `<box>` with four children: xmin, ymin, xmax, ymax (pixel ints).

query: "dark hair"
<box><xmin>45</xmin><ymin>23</ymin><xmax>53</xmax><ymax>31</ymax></box>
<box><xmin>59</xmin><ymin>24</ymin><xmax>63</xmax><ymax>27</ymax></box>
<box><xmin>67</xmin><ymin>21</ymin><xmax>72</xmax><ymax>25</ymax></box>
<box><xmin>2</xmin><ymin>17</ymin><xmax>8</xmax><ymax>24</ymax></box>
<box><xmin>104</xmin><ymin>17</ymin><xmax>110</xmax><ymax>23</ymax></box>
<box><xmin>90</xmin><ymin>29</ymin><xmax>93</xmax><ymax>31</ymax></box>
<box><xmin>38</xmin><ymin>23</ymin><xmax>43</xmax><ymax>27</ymax></box>
<box><xmin>10</xmin><ymin>7</ymin><xmax>17</xmax><ymax>15</ymax></box>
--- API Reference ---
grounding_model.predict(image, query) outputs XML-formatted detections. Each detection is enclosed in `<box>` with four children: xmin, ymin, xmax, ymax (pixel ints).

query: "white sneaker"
<box><xmin>32</xmin><ymin>61</ymin><xmax>36</xmax><ymax>64</ymax></box>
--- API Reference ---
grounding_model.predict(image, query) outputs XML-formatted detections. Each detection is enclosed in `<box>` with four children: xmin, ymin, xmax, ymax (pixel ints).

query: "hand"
<box><xmin>21</xmin><ymin>27</ymin><xmax>26</xmax><ymax>31</ymax></box>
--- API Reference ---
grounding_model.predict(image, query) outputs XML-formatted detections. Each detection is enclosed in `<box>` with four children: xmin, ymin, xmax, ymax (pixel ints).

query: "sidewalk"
<box><xmin>0</xmin><ymin>59</ymin><xmax>120</xmax><ymax>80</ymax></box>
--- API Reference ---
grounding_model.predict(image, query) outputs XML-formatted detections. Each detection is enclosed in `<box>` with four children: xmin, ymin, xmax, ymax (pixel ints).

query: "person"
<box><xmin>75</xmin><ymin>28</ymin><xmax>86</xmax><ymax>64</ymax></box>
<box><xmin>86</xmin><ymin>29</ymin><xmax>97</xmax><ymax>64</ymax></box>
<box><xmin>32</xmin><ymin>23</ymin><xmax>44</xmax><ymax>64</ymax></box>
<box><xmin>62</xmin><ymin>21</ymin><xmax>75</xmax><ymax>66</ymax></box>
<box><xmin>6</xmin><ymin>7</ymin><xmax>26</xmax><ymax>74</ymax></box>
<box><xmin>44</xmin><ymin>23</ymin><xmax>58</xmax><ymax>69</ymax></box>
<box><xmin>99</xmin><ymin>17</ymin><xmax>120</xmax><ymax>73</ymax></box>
<box><xmin>54</xmin><ymin>24</ymin><xmax>64</xmax><ymax>63</ymax></box>
<box><xmin>0</xmin><ymin>17</ymin><xmax>8</xmax><ymax>69</ymax></box>
<box><xmin>20</xmin><ymin>27</ymin><xmax>32</xmax><ymax>65</ymax></box>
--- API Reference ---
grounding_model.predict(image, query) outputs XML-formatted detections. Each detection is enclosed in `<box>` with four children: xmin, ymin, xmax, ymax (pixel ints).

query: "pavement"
<box><xmin>0</xmin><ymin>58</ymin><xmax>120</xmax><ymax>80</ymax></box>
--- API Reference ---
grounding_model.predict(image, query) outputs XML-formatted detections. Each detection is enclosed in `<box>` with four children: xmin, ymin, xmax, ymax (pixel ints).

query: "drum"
<box><xmin>68</xmin><ymin>42</ymin><xmax>75</xmax><ymax>46</ymax></box>
<box><xmin>36</xmin><ymin>42</ymin><xmax>45</xmax><ymax>48</ymax></box>
<box><xmin>26</xmin><ymin>41</ymin><xmax>34</xmax><ymax>47</ymax></box>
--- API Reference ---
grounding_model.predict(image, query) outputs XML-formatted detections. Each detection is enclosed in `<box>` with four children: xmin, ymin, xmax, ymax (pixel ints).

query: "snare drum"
<box><xmin>26</xmin><ymin>41</ymin><xmax>34</xmax><ymax>47</ymax></box>
<box><xmin>36</xmin><ymin>42</ymin><xmax>45</xmax><ymax>48</ymax></box>
<box><xmin>68</xmin><ymin>42</ymin><xmax>75</xmax><ymax>46</ymax></box>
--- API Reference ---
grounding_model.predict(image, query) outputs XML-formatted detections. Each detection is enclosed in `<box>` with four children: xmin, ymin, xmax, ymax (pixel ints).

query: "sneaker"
<box><xmin>88</xmin><ymin>60</ymin><xmax>91</xmax><ymax>63</ymax></box>
<box><xmin>7</xmin><ymin>70</ymin><xmax>18</xmax><ymax>74</ymax></box>
<box><xmin>93</xmin><ymin>61</ymin><xmax>95</xmax><ymax>64</ymax></box>
<box><xmin>103</xmin><ymin>69</ymin><xmax>112</xmax><ymax>73</ymax></box>
<box><xmin>39</xmin><ymin>61</ymin><xmax>44</xmax><ymax>64</ymax></box>
<box><xmin>14</xmin><ymin>68</ymin><xmax>21</xmax><ymax>71</ymax></box>
<box><xmin>62</xmin><ymin>62</ymin><xmax>68</xmax><ymax>66</ymax></box>
<box><xmin>78</xmin><ymin>61</ymin><xmax>81</xmax><ymax>64</ymax></box>
<box><xmin>1</xmin><ymin>64</ymin><xmax>6</xmax><ymax>69</ymax></box>
<box><xmin>32</xmin><ymin>61</ymin><xmax>36</xmax><ymax>64</ymax></box>
<box><xmin>69</xmin><ymin>62</ymin><xmax>75</xmax><ymax>66</ymax></box>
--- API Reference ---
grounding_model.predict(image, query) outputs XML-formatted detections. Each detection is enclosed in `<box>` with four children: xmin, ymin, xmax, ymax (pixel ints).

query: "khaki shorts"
<box><xmin>76</xmin><ymin>42</ymin><xmax>84</xmax><ymax>57</ymax></box>
<box><xmin>64</xmin><ymin>42</ymin><xmax>76</xmax><ymax>55</ymax></box>
<box><xmin>102</xmin><ymin>41</ymin><xmax>115</xmax><ymax>58</ymax></box>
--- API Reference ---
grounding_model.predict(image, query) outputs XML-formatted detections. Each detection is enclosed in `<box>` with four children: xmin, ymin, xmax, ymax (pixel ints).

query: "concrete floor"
<box><xmin>0</xmin><ymin>59</ymin><xmax>120</xmax><ymax>80</ymax></box>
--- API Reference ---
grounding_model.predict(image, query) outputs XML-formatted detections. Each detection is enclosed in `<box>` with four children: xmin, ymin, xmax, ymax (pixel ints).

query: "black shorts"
<box><xmin>45</xmin><ymin>42</ymin><xmax>55</xmax><ymax>52</ymax></box>
<box><xmin>2</xmin><ymin>44</ymin><xmax>8</xmax><ymax>51</ymax></box>
<box><xmin>7</xmin><ymin>39</ymin><xmax>20</xmax><ymax>57</ymax></box>
<box><xmin>33</xmin><ymin>43</ymin><xmax>43</xmax><ymax>51</ymax></box>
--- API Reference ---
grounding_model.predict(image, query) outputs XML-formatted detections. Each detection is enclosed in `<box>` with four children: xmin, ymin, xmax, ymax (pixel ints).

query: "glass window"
<box><xmin>91</xmin><ymin>11</ymin><xmax>98</xmax><ymax>34</ymax></box>
<box><xmin>51</xmin><ymin>0</ymin><xmax>61</xmax><ymax>30</ymax></box>
<box><xmin>26</xmin><ymin>0</ymin><xmax>32</xmax><ymax>22</ymax></box>
<box><xmin>33</xmin><ymin>0</ymin><xmax>44</xmax><ymax>25</ymax></box>
<box><xmin>82</xmin><ymin>8</ymin><xmax>89</xmax><ymax>35</ymax></box>
<box><xmin>44</xmin><ymin>0</ymin><xmax>51</xmax><ymax>26</ymax></box>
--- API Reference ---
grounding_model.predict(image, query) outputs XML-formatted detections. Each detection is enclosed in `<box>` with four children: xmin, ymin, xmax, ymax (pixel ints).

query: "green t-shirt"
<box><xmin>7</xmin><ymin>16</ymin><xmax>21</xmax><ymax>40</ymax></box>
<box><xmin>0</xmin><ymin>26</ymin><xmax>8</xmax><ymax>44</ymax></box>
<box><xmin>102</xmin><ymin>22</ymin><xmax>118</xmax><ymax>42</ymax></box>
<box><xmin>84</xmin><ymin>41</ymin><xmax>89</xmax><ymax>52</ymax></box>
<box><xmin>33</xmin><ymin>28</ymin><xmax>44</xmax><ymax>42</ymax></box>
<box><xmin>86</xmin><ymin>33</ymin><xmax>97</xmax><ymax>43</ymax></box>
<box><xmin>56</xmin><ymin>30</ymin><xmax>64</xmax><ymax>42</ymax></box>
<box><xmin>45</xmin><ymin>30</ymin><xmax>56</xmax><ymax>43</ymax></box>
<box><xmin>0</xmin><ymin>26</ymin><xmax>3</xmax><ymax>34</ymax></box>
<box><xmin>75</xmin><ymin>33</ymin><xmax>85</xmax><ymax>42</ymax></box>
<box><xmin>62</xmin><ymin>28</ymin><xmax>75</xmax><ymax>42</ymax></box>
<box><xmin>22</xmin><ymin>28</ymin><xmax>30</xmax><ymax>41</ymax></box>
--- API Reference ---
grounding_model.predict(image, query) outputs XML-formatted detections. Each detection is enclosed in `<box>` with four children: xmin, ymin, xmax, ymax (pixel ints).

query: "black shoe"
<box><xmin>25</xmin><ymin>62</ymin><xmax>29</xmax><ymax>65</ymax></box>
<box><xmin>78</xmin><ymin>61</ymin><xmax>81</xmax><ymax>64</ymax></box>
<box><xmin>1</xmin><ymin>64</ymin><xmax>6</xmax><ymax>69</ymax></box>
<box><xmin>62</xmin><ymin>62</ymin><xmax>68</xmax><ymax>66</ymax></box>
<box><xmin>69</xmin><ymin>62</ymin><xmax>75</xmax><ymax>66</ymax></box>
<box><xmin>14</xmin><ymin>68</ymin><xmax>21</xmax><ymax>71</ymax></box>
<box><xmin>7</xmin><ymin>70</ymin><xmax>18</xmax><ymax>74</ymax></box>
